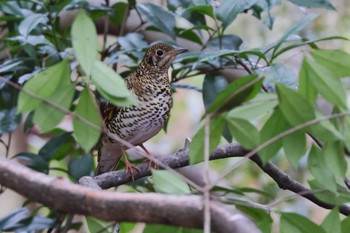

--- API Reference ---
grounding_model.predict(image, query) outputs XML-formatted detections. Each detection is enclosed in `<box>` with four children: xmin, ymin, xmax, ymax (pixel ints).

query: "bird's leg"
<box><xmin>121</xmin><ymin>147</ymin><xmax>141</xmax><ymax>181</ymax></box>
<box><xmin>139</xmin><ymin>144</ymin><xmax>159</xmax><ymax>170</ymax></box>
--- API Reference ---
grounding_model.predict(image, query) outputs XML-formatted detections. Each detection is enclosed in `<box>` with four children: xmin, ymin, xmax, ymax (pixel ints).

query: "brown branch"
<box><xmin>92</xmin><ymin>143</ymin><xmax>350</xmax><ymax>216</ymax></box>
<box><xmin>0</xmin><ymin>156</ymin><xmax>260</xmax><ymax>233</ymax></box>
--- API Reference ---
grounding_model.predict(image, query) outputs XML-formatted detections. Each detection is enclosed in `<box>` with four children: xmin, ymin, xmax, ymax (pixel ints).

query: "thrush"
<box><xmin>94</xmin><ymin>42</ymin><xmax>187</xmax><ymax>179</ymax></box>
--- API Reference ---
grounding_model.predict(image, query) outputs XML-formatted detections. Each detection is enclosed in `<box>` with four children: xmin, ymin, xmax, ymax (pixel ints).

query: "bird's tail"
<box><xmin>94</xmin><ymin>140</ymin><xmax>123</xmax><ymax>176</ymax></box>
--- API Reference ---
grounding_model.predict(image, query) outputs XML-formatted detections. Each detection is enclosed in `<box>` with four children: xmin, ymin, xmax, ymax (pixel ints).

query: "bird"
<box><xmin>94</xmin><ymin>42</ymin><xmax>187</xmax><ymax>179</ymax></box>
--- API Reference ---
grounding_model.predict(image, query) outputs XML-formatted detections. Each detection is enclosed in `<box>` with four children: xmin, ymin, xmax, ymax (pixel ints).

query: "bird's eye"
<box><xmin>156</xmin><ymin>49</ymin><xmax>164</xmax><ymax>57</ymax></box>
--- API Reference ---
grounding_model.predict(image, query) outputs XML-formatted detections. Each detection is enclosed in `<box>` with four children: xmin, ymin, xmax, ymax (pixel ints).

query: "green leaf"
<box><xmin>85</xmin><ymin>216</ymin><xmax>109</xmax><ymax>233</ymax></box>
<box><xmin>202</xmin><ymin>74</ymin><xmax>228</xmax><ymax>109</ymax></box>
<box><xmin>189</xmin><ymin>116</ymin><xmax>225</xmax><ymax>164</ymax></box>
<box><xmin>227</xmin><ymin>117</ymin><xmax>260</xmax><ymax>149</ymax></box>
<box><xmin>206</xmin><ymin>74</ymin><xmax>262</xmax><ymax>114</ymax></box>
<box><xmin>71</xmin><ymin>10</ymin><xmax>97</xmax><ymax>76</ymax></box>
<box><xmin>342</xmin><ymin>216</ymin><xmax>350</xmax><ymax>233</ymax></box>
<box><xmin>15</xmin><ymin>152</ymin><xmax>49</xmax><ymax>174</ymax></box>
<box><xmin>73</xmin><ymin>88</ymin><xmax>102</xmax><ymax>152</ymax></box>
<box><xmin>216</xmin><ymin>0</ymin><xmax>258</xmax><ymax>30</ymax></box>
<box><xmin>187</xmin><ymin>5</ymin><xmax>214</xmax><ymax>18</ymax></box>
<box><xmin>18</xmin><ymin>13</ymin><xmax>47</xmax><ymax>37</ymax></box>
<box><xmin>227</xmin><ymin>94</ymin><xmax>278</xmax><ymax>120</ymax></box>
<box><xmin>321</xmin><ymin>209</ymin><xmax>341</xmax><ymax>233</ymax></box>
<box><xmin>39</xmin><ymin>133</ymin><xmax>75</xmax><ymax>161</ymax></box>
<box><xmin>0</xmin><ymin>108</ymin><xmax>20</xmax><ymax>134</ymax></box>
<box><xmin>144</xmin><ymin>224</ymin><xmax>202</xmax><ymax>233</ymax></box>
<box><xmin>237</xmin><ymin>206</ymin><xmax>272</xmax><ymax>233</ymax></box>
<box><xmin>272</xmin><ymin>14</ymin><xmax>318</xmax><ymax>59</ymax></box>
<box><xmin>261</xmin><ymin>63</ymin><xmax>297</xmax><ymax>92</ymax></box>
<box><xmin>283</xmin><ymin>130</ymin><xmax>306</xmax><ymax>168</ymax></box>
<box><xmin>323</xmin><ymin>141</ymin><xmax>347</xmax><ymax>179</ymax></box>
<box><xmin>32</xmin><ymin>66</ymin><xmax>74</xmax><ymax>132</ymax></box>
<box><xmin>68</xmin><ymin>155</ymin><xmax>93</xmax><ymax>181</ymax></box>
<box><xmin>277</xmin><ymin>84</ymin><xmax>315</xmax><ymax>126</ymax></box>
<box><xmin>110</xmin><ymin>2</ymin><xmax>128</xmax><ymax>27</ymax></box>
<box><xmin>311</xmin><ymin>50</ymin><xmax>350</xmax><ymax>78</ymax></box>
<box><xmin>308</xmin><ymin>145</ymin><xmax>337</xmax><ymax>192</ymax></box>
<box><xmin>304</xmin><ymin>59</ymin><xmax>347</xmax><ymax>110</ymax></box>
<box><xmin>343</xmin><ymin>117</ymin><xmax>350</xmax><ymax>151</ymax></box>
<box><xmin>298</xmin><ymin>59</ymin><xmax>318</xmax><ymax>104</ymax></box>
<box><xmin>137</xmin><ymin>3</ymin><xmax>176</xmax><ymax>39</ymax></box>
<box><xmin>288</xmin><ymin>0</ymin><xmax>335</xmax><ymax>10</ymax></box>
<box><xmin>17</xmin><ymin>60</ymin><xmax>70</xmax><ymax>113</ymax></box>
<box><xmin>280</xmin><ymin>212</ymin><xmax>326</xmax><ymax>233</ymax></box>
<box><xmin>152</xmin><ymin>170</ymin><xmax>190</xmax><ymax>195</ymax></box>
<box><xmin>91</xmin><ymin>61</ymin><xmax>136</xmax><ymax>106</ymax></box>
<box><xmin>259</xmin><ymin>109</ymin><xmax>289</xmax><ymax>163</ymax></box>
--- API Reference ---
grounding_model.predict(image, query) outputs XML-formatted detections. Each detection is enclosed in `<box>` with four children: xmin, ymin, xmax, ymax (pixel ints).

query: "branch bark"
<box><xmin>0</xmin><ymin>156</ymin><xmax>260</xmax><ymax>233</ymax></box>
<box><xmin>92</xmin><ymin>143</ymin><xmax>350</xmax><ymax>216</ymax></box>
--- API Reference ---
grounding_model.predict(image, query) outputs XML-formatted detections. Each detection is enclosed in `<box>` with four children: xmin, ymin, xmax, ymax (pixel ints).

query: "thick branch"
<box><xmin>0</xmin><ymin>157</ymin><xmax>260</xmax><ymax>233</ymax></box>
<box><xmin>93</xmin><ymin>143</ymin><xmax>350</xmax><ymax>216</ymax></box>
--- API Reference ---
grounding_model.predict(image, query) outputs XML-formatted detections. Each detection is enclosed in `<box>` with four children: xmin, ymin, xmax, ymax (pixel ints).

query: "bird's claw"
<box><xmin>125</xmin><ymin>161</ymin><xmax>141</xmax><ymax>181</ymax></box>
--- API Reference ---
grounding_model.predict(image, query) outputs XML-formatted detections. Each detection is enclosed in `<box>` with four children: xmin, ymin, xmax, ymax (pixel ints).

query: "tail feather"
<box><xmin>95</xmin><ymin>141</ymin><xmax>123</xmax><ymax>176</ymax></box>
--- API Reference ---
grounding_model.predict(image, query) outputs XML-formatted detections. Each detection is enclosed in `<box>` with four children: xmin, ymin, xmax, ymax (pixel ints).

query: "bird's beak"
<box><xmin>172</xmin><ymin>47</ymin><xmax>188</xmax><ymax>55</ymax></box>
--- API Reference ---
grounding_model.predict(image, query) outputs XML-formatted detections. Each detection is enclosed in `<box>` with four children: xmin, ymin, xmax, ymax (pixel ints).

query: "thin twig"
<box><xmin>203</xmin><ymin>115</ymin><xmax>211</xmax><ymax>233</ymax></box>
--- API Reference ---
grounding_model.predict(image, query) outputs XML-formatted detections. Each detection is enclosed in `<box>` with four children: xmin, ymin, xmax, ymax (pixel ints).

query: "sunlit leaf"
<box><xmin>152</xmin><ymin>170</ymin><xmax>190</xmax><ymax>195</ymax></box>
<box><xmin>71</xmin><ymin>10</ymin><xmax>97</xmax><ymax>76</ymax></box>
<box><xmin>321</xmin><ymin>208</ymin><xmax>341</xmax><ymax>233</ymax></box>
<box><xmin>73</xmin><ymin>88</ymin><xmax>102</xmax><ymax>152</ymax></box>
<box><xmin>288</xmin><ymin>0</ymin><xmax>335</xmax><ymax>10</ymax></box>
<box><xmin>18</xmin><ymin>13</ymin><xmax>47</xmax><ymax>37</ymax></box>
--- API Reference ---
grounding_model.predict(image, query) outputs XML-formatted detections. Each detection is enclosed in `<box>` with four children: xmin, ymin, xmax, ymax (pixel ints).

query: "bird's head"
<box><xmin>139</xmin><ymin>42</ymin><xmax>187</xmax><ymax>73</ymax></box>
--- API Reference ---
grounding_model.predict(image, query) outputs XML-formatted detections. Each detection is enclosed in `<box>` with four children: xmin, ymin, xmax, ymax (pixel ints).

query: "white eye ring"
<box><xmin>156</xmin><ymin>49</ymin><xmax>164</xmax><ymax>57</ymax></box>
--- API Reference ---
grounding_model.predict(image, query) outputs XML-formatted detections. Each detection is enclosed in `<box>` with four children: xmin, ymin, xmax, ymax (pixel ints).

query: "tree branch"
<box><xmin>0</xmin><ymin>156</ymin><xmax>260</xmax><ymax>233</ymax></box>
<box><xmin>92</xmin><ymin>143</ymin><xmax>350</xmax><ymax>216</ymax></box>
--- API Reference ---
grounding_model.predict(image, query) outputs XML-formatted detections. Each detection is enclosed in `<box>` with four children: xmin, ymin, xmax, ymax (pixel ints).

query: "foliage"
<box><xmin>0</xmin><ymin>0</ymin><xmax>349</xmax><ymax>232</ymax></box>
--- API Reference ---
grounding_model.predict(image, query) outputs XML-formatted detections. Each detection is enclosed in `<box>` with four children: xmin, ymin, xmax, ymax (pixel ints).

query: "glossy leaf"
<box><xmin>207</xmin><ymin>35</ymin><xmax>243</xmax><ymax>50</ymax></box>
<box><xmin>187</xmin><ymin>5</ymin><xmax>214</xmax><ymax>18</ymax></box>
<box><xmin>91</xmin><ymin>61</ymin><xmax>136</xmax><ymax>106</ymax></box>
<box><xmin>304</xmin><ymin>59</ymin><xmax>347</xmax><ymax>110</ymax></box>
<box><xmin>18</xmin><ymin>13</ymin><xmax>47</xmax><ymax>37</ymax></box>
<box><xmin>283</xmin><ymin>130</ymin><xmax>306</xmax><ymax>168</ymax></box>
<box><xmin>71</xmin><ymin>10</ymin><xmax>97</xmax><ymax>76</ymax></box>
<box><xmin>15</xmin><ymin>152</ymin><xmax>49</xmax><ymax>174</ymax></box>
<box><xmin>237</xmin><ymin>206</ymin><xmax>273</xmax><ymax>233</ymax></box>
<box><xmin>288</xmin><ymin>0</ymin><xmax>335</xmax><ymax>10</ymax></box>
<box><xmin>308</xmin><ymin>145</ymin><xmax>337</xmax><ymax>192</ymax></box>
<box><xmin>39</xmin><ymin>133</ymin><xmax>75</xmax><ymax>161</ymax></box>
<box><xmin>216</xmin><ymin>0</ymin><xmax>258</xmax><ymax>30</ymax></box>
<box><xmin>202</xmin><ymin>74</ymin><xmax>228</xmax><ymax>109</ymax></box>
<box><xmin>261</xmin><ymin>63</ymin><xmax>298</xmax><ymax>92</ymax></box>
<box><xmin>321</xmin><ymin>209</ymin><xmax>341</xmax><ymax>233</ymax></box>
<box><xmin>137</xmin><ymin>3</ymin><xmax>176</xmax><ymax>39</ymax></box>
<box><xmin>111</xmin><ymin>2</ymin><xmax>128</xmax><ymax>26</ymax></box>
<box><xmin>227</xmin><ymin>117</ymin><xmax>260</xmax><ymax>150</ymax></box>
<box><xmin>189</xmin><ymin>116</ymin><xmax>225</xmax><ymax>164</ymax></box>
<box><xmin>206</xmin><ymin>74</ymin><xmax>262</xmax><ymax>114</ymax></box>
<box><xmin>85</xmin><ymin>216</ymin><xmax>109</xmax><ymax>233</ymax></box>
<box><xmin>152</xmin><ymin>169</ymin><xmax>190</xmax><ymax>195</ymax></box>
<box><xmin>68</xmin><ymin>155</ymin><xmax>93</xmax><ymax>181</ymax></box>
<box><xmin>17</xmin><ymin>60</ymin><xmax>69</xmax><ymax>113</ymax></box>
<box><xmin>311</xmin><ymin>49</ymin><xmax>350</xmax><ymax>78</ymax></box>
<box><xmin>73</xmin><ymin>89</ymin><xmax>102</xmax><ymax>152</ymax></box>
<box><xmin>0</xmin><ymin>108</ymin><xmax>20</xmax><ymax>134</ymax></box>
<box><xmin>259</xmin><ymin>109</ymin><xmax>289</xmax><ymax>163</ymax></box>
<box><xmin>280</xmin><ymin>212</ymin><xmax>326</xmax><ymax>233</ymax></box>
<box><xmin>0</xmin><ymin>208</ymin><xmax>29</xmax><ymax>231</ymax></box>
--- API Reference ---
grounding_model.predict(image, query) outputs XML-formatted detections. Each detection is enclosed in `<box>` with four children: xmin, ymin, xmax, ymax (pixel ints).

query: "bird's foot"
<box><xmin>144</xmin><ymin>158</ymin><xmax>159</xmax><ymax>171</ymax></box>
<box><xmin>125</xmin><ymin>161</ymin><xmax>141</xmax><ymax>181</ymax></box>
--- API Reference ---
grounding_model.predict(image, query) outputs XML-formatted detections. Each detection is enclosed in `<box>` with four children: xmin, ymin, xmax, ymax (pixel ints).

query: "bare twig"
<box><xmin>203</xmin><ymin>115</ymin><xmax>211</xmax><ymax>233</ymax></box>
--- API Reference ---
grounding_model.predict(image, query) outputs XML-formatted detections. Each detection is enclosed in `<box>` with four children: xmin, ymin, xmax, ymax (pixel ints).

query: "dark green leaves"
<box><xmin>73</xmin><ymin>89</ymin><xmax>102</xmax><ymax>152</ymax></box>
<box><xmin>137</xmin><ymin>3</ymin><xmax>176</xmax><ymax>39</ymax></box>
<box><xmin>71</xmin><ymin>10</ymin><xmax>97</xmax><ymax>76</ymax></box>
<box><xmin>216</xmin><ymin>0</ymin><xmax>258</xmax><ymax>30</ymax></box>
<box><xmin>68</xmin><ymin>155</ymin><xmax>93</xmax><ymax>181</ymax></box>
<box><xmin>0</xmin><ymin>108</ymin><xmax>20</xmax><ymax>134</ymax></box>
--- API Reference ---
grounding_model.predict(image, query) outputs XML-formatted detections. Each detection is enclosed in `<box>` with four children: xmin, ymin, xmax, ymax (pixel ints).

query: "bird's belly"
<box><xmin>117</xmin><ymin>97</ymin><xmax>172</xmax><ymax>145</ymax></box>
